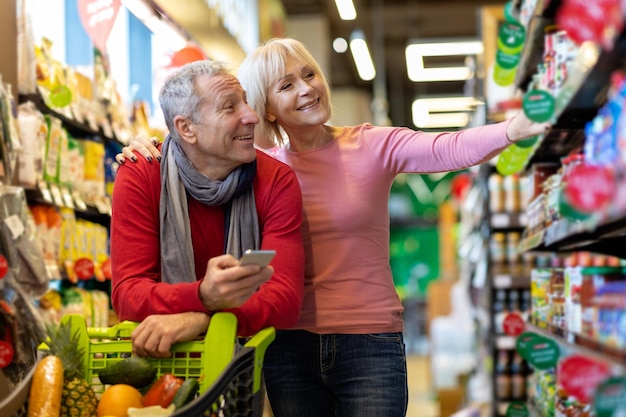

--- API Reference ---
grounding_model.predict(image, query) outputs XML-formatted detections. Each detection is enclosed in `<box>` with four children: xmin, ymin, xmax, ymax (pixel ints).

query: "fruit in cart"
<box><xmin>98</xmin><ymin>356</ymin><xmax>157</xmax><ymax>388</ymax></box>
<box><xmin>97</xmin><ymin>384</ymin><xmax>144</xmax><ymax>417</ymax></box>
<box><xmin>128</xmin><ymin>405</ymin><xmax>175</xmax><ymax>417</ymax></box>
<box><xmin>27</xmin><ymin>355</ymin><xmax>64</xmax><ymax>417</ymax></box>
<box><xmin>142</xmin><ymin>373</ymin><xmax>184</xmax><ymax>408</ymax></box>
<box><xmin>45</xmin><ymin>321</ymin><xmax>98</xmax><ymax>417</ymax></box>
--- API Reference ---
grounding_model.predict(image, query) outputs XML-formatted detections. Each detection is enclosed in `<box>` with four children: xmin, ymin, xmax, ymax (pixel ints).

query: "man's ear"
<box><xmin>174</xmin><ymin>115</ymin><xmax>196</xmax><ymax>144</ymax></box>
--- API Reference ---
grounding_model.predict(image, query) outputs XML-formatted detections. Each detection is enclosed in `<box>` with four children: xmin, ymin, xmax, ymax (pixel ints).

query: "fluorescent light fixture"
<box><xmin>122</xmin><ymin>0</ymin><xmax>187</xmax><ymax>50</ymax></box>
<box><xmin>350</xmin><ymin>30</ymin><xmax>375</xmax><ymax>81</ymax></box>
<box><xmin>414</xmin><ymin>97</ymin><xmax>483</xmax><ymax>112</ymax></box>
<box><xmin>405</xmin><ymin>40</ymin><xmax>484</xmax><ymax>82</ymax></box>
<box><xmin>412</xmin><ymin>111</ymin><xmax>471</xmax><ymax>129</ymax></box>
<box><xmin>335</xmin><ymin>0</ymin><xmax>357</xmax><ymax>20</ymax></box>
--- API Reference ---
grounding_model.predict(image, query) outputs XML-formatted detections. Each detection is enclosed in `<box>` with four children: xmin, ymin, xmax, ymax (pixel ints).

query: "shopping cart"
<box><xmin>61</xmin><ymin>312</ymin><xmax>274</xmax><ymax>417</ymax></box>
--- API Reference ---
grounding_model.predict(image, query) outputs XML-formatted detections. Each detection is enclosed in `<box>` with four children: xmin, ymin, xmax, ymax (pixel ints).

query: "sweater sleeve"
<box><xmin>224</xmin><ymin>156</ymin><xmax>305</xmax><ymax>336</ymax></box>
<box><xmin>110</xmin><ymin>157</ymin><xmax>207</xmax><ymax>322</ymax></box>
<box><xmin>364</xmin><ymin>118</ymin><xmax>513</xmax><ymax>174</ymax></box>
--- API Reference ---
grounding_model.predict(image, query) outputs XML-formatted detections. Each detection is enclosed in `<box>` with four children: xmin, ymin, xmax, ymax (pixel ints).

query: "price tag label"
<box><xmin>4</xmin><ymin>215</ymin><xmax>25</xmax><ymax>240</ymax></box>
<box><xmin>102</xmin><ymin>119</ymin><xmax>114</xmax><ymax>139</ymax></box>
<box><xmin>94</xmin><ymin>197</ymin><xmax>111</xmax><ymax>215</ymax></box>
<box><xmin>491</xmin><ymin>213</ymin><xmax>510</xmax><ymax>228</ymax></box>
<box><xmin>49</xmin><ymin>183</ymin><xmax>65</xmax><ymax>207</ymax></box>
<box><xmin>61</xmin><ymin>186</ymin><xmax>75</xmax><ymax>209</ymax></box>
<box><xmin>37</xmin><ymin>180</ymin><xmax>53</xmax><ymax>204</ymax></box>
<box><xmin>72</xmin><ymin>190</ymin><xmax>87</xmax><ymax>211</ymax></box>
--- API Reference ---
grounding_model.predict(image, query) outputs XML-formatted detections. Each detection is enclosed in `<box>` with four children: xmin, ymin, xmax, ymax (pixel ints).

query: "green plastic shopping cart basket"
<box><xmin>60</xmin><ymin>312</ymin><xmax>275</xmax><ymax>417</ymax></box>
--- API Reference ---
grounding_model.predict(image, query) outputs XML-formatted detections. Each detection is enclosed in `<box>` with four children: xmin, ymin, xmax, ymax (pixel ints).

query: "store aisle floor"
<box><xmin>406</xmin><ymin>354</ymin><xmax>439</xmax><ymax>417</ymax></box>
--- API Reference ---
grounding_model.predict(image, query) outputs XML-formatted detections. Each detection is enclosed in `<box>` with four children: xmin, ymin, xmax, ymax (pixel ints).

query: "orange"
<box><xmin>97</xmin><ymin>384</ymin><xmax>143</xmax><ymax>417</ymax></box>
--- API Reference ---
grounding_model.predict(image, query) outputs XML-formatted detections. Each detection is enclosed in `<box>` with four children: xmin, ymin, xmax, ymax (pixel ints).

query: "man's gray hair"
<box><xmin>159</xmin><ymin>60</ymin><xmax>231</xmax><ymax>139</ymax></box>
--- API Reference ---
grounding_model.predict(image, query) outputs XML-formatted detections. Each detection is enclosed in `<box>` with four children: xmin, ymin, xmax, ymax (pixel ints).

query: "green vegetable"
<box><xmin>171</xmin><ymin>378</ymin><xmax>199</xmax><ymax>409</ymax></box>
<box><xmin>98</xmin><ymin>356</ymin><xmax>157</xmax><ymax>388</ymax></box>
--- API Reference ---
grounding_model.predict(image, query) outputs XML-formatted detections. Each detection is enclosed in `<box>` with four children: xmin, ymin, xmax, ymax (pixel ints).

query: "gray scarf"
<box><xmin>159</xmin><ymin>136</ymin><xmax>259</xmax><ymax>284</ymax></box>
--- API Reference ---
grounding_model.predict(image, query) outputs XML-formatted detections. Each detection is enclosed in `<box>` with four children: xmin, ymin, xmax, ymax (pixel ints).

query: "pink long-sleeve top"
<box><xmin>110</xmin><ymin>148</ymin><xmax>305</xmax><ymax>337</ymax></box>
<box><xmin>266</xmin><ymin>121</ymin><xmax>513</xmax><ymax>334</ymax></box>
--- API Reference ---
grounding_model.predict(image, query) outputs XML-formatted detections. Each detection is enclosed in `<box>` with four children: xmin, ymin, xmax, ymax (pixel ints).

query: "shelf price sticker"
<box><xmin>594</xmin><ymin>377</ymin><xmax>626</xmax><ymax>417</ymax></box>
<box><xmin>558</xmin><ymin>355</ymin><xmax>611</xmax><ymax>404</ymax></box>
<box><xmin>516</xmin><ymin>331</ymin><xmax>540</xmax><ymax>360</ymax></box>
<box><xmin>516</xmin><ymin>331</ymin><xmax>560</xmax><ymax>369</ymax></box>
<box><xmin>525</xmin><ymin>335</ymin><xmax>560</xmax><ymax>370</ymax></box>
<box><xmin>503</xmin><ymin>312</ymin><xmax>526</xmax><ymax>336</ymax></box>
<box><xmin>497</xmin><ymin>20</ymin><xmax>526</xmax><ymax>55</ymax></box>
<box><xmin>523</xmin><ymin>89</ymin><xmax>555</xmax><ymax>123</ymax></box>
<box><xmin>505</xmin><ymin>401</ymin><xmax>529</xmax><ymax>417</ymax></box>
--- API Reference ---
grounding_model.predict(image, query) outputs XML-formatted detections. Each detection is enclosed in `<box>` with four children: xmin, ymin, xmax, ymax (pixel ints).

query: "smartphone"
<box><xmin>239</xmin><ymin>249</ymin><xmax>276</xmax><ymax>267</ymax></box>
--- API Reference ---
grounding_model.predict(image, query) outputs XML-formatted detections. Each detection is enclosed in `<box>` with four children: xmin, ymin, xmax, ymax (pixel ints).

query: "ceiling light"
<box><xmin>412</xmin><ymin>111</ymin><xmax>471</xmax><ymax>129</ymax></box>
<box><xmin>349</xmin><ymin>30</ymin><xmax>375</xmax><ymax>81</ymax></box>
<box><xmin>333</xmin><ymin>37</ymin><xmax>348</xmax><ymax>53</ymax></box>
<box><xmin>414</xmin><ymin>97</ymin><xmax>483</xmax><ymax>112</ymax></box>
<box><xmin>335</xmin><ymin>0</ymin><xmax>357</xmax><ymax>20</ymax></box>
<box><xmin>405</xmin><ymin>40</ymin><xmax>484</xmax><ymax>82</ymax></box>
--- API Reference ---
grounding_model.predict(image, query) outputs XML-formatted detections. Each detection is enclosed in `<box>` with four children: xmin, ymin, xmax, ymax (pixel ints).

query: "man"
<box><xmin>110</xmin><ymin>60</ymin><xmax>304</xmax><ymax>357</ymax></box>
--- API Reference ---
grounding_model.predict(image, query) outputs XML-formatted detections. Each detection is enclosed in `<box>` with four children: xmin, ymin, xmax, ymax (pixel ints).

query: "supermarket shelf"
<box><xmin>527</xmin><ymin>30</ymin><xmax>626</xmax><ymax>165</ymax></box>
<box><xmin>514</xmin><ymin>0</ymin><xmax>564</xmax><ymax>90</ymax></box>
<box><xmin>518</xmin><ymin>212</ymin><xmax>626</xmax><ymax>258</ymax></box>
<box><xmin>490</xmin><ymin>212</ymin><xmax>527</xmax><ymax>230</ymax></box>
<box><xmin>527</xmin><ymin>322</ymin><xmax>626</xmax><ymax>370</ymax></box>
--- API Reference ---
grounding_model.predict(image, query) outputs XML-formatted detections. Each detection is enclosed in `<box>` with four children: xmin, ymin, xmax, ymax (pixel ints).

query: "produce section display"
<box><xmin>2</xmin><ymin>312</ymin><xmax>274</xmax><ymax>417</ymax></box>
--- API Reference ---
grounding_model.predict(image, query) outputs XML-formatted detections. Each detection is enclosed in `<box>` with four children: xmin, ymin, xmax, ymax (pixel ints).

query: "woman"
<box><xmin>117</xmin><ymin>38</ymin><xmax>549</xmax><ymax>417</ymax></box>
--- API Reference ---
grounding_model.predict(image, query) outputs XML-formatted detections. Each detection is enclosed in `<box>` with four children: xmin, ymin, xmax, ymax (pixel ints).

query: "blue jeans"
<box><xmin>264</xmin><ymin>330</ymin><xmax>408</xmax><ymax>417</ymax></box>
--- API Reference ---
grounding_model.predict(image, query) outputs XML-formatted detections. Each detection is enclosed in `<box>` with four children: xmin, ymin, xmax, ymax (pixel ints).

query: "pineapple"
<box><xmin>46</xmin><ymin>321</ymin><xmax>98</xmax><ymax>417</ymax></box>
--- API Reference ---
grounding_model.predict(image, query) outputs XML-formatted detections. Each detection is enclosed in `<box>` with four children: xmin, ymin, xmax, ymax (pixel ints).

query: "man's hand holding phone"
<box><xmin>199</xmin><ymin>252</ymin><xmax>275</xmax><ymax>311</ymax></box>
<box><xmin>239</xmin><ymin>249</ymin><xmax>276</xmax><ymax>267</ymax></box>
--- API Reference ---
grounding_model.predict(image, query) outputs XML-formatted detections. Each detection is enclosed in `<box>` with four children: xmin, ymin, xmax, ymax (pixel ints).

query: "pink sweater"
<box><xmin>266</xmin><ymin>121</ymin><xmax>512</xmax><ymax>334</ymax></box>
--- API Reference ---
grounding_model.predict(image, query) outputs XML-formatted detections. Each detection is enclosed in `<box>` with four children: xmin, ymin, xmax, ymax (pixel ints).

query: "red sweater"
<box><xmin>110</xmin><ymin>149</ymin><xmax>304</xmax><ymax>336</ymax></box>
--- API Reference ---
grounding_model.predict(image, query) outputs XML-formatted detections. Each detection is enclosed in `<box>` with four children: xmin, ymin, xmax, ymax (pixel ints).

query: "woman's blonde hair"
<box><xmin>237</xmin><ymin>38</ymin><xmax>332</xmax><ymax>148</ymax></box>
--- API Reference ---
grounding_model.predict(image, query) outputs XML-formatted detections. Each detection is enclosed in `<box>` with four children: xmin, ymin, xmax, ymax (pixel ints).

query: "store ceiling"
<box><xmin>155</xmin><ymin>0</ymin><xmax>505</xmax><ymax>127</ymax></box>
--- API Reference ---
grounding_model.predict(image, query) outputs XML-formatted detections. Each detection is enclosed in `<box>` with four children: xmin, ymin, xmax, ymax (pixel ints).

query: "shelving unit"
<box><xmin>483</xmin><ymin>0</ymin><xmax>626</xmax><ymax>415</ymax></box>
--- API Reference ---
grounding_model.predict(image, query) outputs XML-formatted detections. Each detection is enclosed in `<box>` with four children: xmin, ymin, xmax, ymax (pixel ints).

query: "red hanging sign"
<box><xmin>0</xmin><ymin>255</ymin><xmax>8</xmax><ymax>279</ymax></box>
<box><xmin>564</xmin><ymin>163</ymin><xmax>615</xmax><ymax>213</ymax></box>
<box><xmin>558</xmin><ymin>355</ymin><xmax>611</xmax><ymax>403</ymax></box>
<box><xmin>78</xmin><ymin>0</ymin><xmax>121</xmax><ymax>53</ymax></box>
<box><xmin>503</xmin><ymin>313</ymin><xmax>526</xmax><ymax>336</ymax></box>
<box><xmin>74</xmin><ymin>258</ymin><xmax>95</xmax><ymax>281</ymax></box>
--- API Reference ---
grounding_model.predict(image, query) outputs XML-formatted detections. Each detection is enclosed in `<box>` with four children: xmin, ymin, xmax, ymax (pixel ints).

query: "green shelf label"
<box><xmin>505</xmin><ymin>401</ymin><xmax>529</xmax><ymax>417</ymax></box>
<box><xmin>594</xmin><ymin>377</ymin><xmax>626</xmax><ymax>417</ymax></box>
<box><xmin>523</xmin><ymin>89</ymin><xmax>555</xmax><ymax>123</ymax></box>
